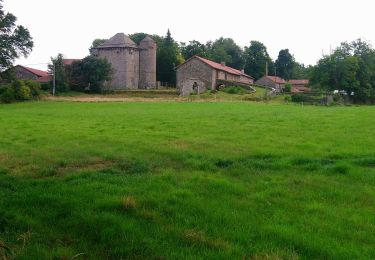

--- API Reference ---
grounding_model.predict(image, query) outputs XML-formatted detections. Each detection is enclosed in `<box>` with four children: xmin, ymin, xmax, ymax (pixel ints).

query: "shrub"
<box><xmin>12</xmin><ymin>80</ymin><xmax>31</xmax><ymax>100</ymax></box>
<box><xmin>223</xmin><ymin>86</ymin><xmax>246</xmax><ymax>94</ymax></box>
<box><xmin>40</xmin><ymin>82</ymin><xmax>51</xmax><ymax>91</ymax></box>
<box><xmin>284</xmin><ymin>83</ymin><xmax>292</xmax><ymax>93</ymax></box>
<box><xmin>291</xmin><ymin>93</ymin><xmax>311</xmax><ymax>103</ymax></box>
<box><xmin>0</xmin><ymin>87</ymin><xmax>16</xmax><ymax>103</ymax></box>
<box><xmin>0</xmin><ymin>80</ymin><xmax>41</xmax><ymax>104</ymax></box>
<box><xmin>284</xmin><ymin>95</ymin><xmax>292</xmax><ymax>103</ymax></box>
<box><xmin>24</xmin><ymin>80</ymin><xmax>41</xmax><ymax>99</ymax></box>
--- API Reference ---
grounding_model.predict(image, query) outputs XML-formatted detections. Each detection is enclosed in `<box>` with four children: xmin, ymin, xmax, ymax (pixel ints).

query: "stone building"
<box><xmin>91</xmin><ymin>33</ymin><xmax>157</xmax><ymax>90</ymax></box>
<box><xmin>176</xmin><ymin>56</ymin><xmax>254</xmax><ymax>96</ymax></box>
<box><xmin>289</xmin><ymin>79</ymin><xmax>311</xmax><ymax>93</ymax></box>
<box><xmin>255</xmin><ymin>76</ymin><xmax>286</xmax><ymax>92</ymax></box>
<box><xmin>5</xmin><ymin>65</ymin><xmax>52</xmax><ymax>83</ymax></box>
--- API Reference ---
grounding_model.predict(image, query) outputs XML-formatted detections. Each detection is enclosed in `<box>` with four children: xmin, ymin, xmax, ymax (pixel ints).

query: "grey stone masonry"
<box><xmin>91</xmin><ymin>33</ymin><xmax>157</xmax><ymax>90</ymax></box>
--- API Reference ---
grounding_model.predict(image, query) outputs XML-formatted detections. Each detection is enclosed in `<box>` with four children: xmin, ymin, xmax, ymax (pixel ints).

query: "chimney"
<box><xmin>241</xmin><ymin>69</ymin><xmax>245</xmax><ymax>74</ymax></box>
<box><xmin>221</xmin><ymin>61</ymin><xmax>226</xmax><ymax>66</ymax></box>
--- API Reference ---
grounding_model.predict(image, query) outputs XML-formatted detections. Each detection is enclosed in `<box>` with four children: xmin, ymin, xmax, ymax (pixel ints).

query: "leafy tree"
<box><xmin>275</xmin><ymin>49</ymin><xmax>295</xmax><ymax>80</ymax></box>
<box><xmin>89</xmin><ymin>39</ymin><xmax>107</xmax><ymax>50</ymax></box>
<box><xmin>70</xmin><ymin>56</ymin><xmax>112</xmax><ymax>93</ymax></box>
<box><xmin>129</xmin><ymin>33</ymin><xmax>149</xmax><ymax>44</ymax></box>
<box><xmin>48</xmin><ymin>54</ymin><xmax>70</xmax><ymax>92</ymax></box>
<box><xmin>180</xmin><ymin>40</ymin><xmax>207</xmax><ymax>60</ymax></box>
<box><xmin>311</xmin><ymin>39</ymin><xmax>375</xmax><ymax>103</ymax></box>
<box><xmin>244</xmin><ymin>41</ymin><xmax>274</xmax><ymax>80</ymax></box>
<box><xmin>291</xmin><ymin>62</ymin><xmax>311</xmax><ymax>79</ymax></box>
<box><xmin>207</xmin><ymin>38</ymin><xmax>244</xmax><ymax>69</ymax></box>
<box><xmin>0</xmin><ymin>0</ymin><xmax>33</xmax><ymax>71</ymax></box>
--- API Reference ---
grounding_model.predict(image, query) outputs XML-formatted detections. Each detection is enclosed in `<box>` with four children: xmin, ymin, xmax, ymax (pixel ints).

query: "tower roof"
<box><xmin>140</xmin><ymin>35</ymin><xmax>155</xmax><ymax>43</ymax></box>
<box><xmin>96</xmin><ymin>33</ymin><xmax>137</xmax><ymax>48</ymax></box>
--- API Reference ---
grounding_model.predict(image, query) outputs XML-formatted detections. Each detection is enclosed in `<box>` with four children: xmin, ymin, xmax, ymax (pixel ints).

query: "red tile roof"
<box><xmin>291</xmin><ymin>86</ymin><xmax>311</xmax><ymax>93</ymax></box>
<box><xmin>36</xmin><ymin>75</ymin><xmax>53</xmax><ymax>83</ymax></box>
<box><xmin>192</xmin><ymin>56</ymin><xmax>253</xmax><ymax>79</ymax></box>
<box><xmin>288</xmin><ymin>79</ymin><xmax>309</xmax><ymax>85</ymax></box>
<box><xmin>265</xmin><ymin>76</ymin><xmax>286</xmax><ymax>84</ymax></box>
<box><xmin>63</xmin><ymin>59</ymin><xmax>81</xmax><ymax>66</ymax></box>
<box><xmin>17</xmin><ymin>65</ymin><xmax>50</xmax><ymax>77</ymax></box>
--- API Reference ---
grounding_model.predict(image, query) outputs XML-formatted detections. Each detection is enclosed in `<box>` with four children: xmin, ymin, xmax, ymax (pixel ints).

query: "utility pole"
<box><xmin>265</xmin><ymin>61</ymin><xmax>268</xmax><ymax>76</ymax></box>
<box><xmin>52</xmin><ymin>62</ymin><xmax>56</xmax><ymax>96</ymax></box>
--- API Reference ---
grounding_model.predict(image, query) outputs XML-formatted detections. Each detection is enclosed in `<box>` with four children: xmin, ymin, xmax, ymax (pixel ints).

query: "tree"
<box><xmin>156</xmin><ymin>29</ymin><xmax>181</xmax><ymax>85</ymax></box>
<box><xmin>291</xmin><ymin>62</ymin><xmax>311</xmax><ymax>79</ymax></box>
<box><xmin>89</xmin><ymin>39</ymin><xmax>107</xmax><ymax>50</ymax></box>
<box><xmin>207</xmin><ymin>38</ymin><xmax>244</xmax><ymax>69</ymax></box>
<box><xmin>244</xmin><ymin>41</ymin><xmax>274</xmax><ymax>80</ymax></box>
<box><xmin>275</xmin><ymin>49</ymin><xmax>295</xmax><ymax>80</ymax></box>
<box><xmin>48</xmin><ymin>54</ymin><xmax>70</xmax><ymax>92</ymax></box>
<box><xmin>129</xmin><ymin>33</ymin><xmax>149</xmax><ymax>44</ymax></box>
<box><xmin>70</xmin><ymin>56</ymin><xmax>112</xmax><ymax>92</ymax></box>
<box><xmin>180</xmin><ymin>40</ymin><xmax>207</xmax><ymax>60</ymax></box>
<box><xmin>0</xmin><ymin>0</ymin><xmax>33</xmax><ymax>71</ymax></box>
<box><xmin>311</xmin><ymin>39</ymin><xmax>375</xmax><ymax>103</ymax></box>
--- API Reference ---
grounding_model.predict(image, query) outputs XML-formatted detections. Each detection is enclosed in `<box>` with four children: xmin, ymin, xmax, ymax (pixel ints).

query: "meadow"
<box><xmin>0</xmin><ymin>101</ymin><xmax>374</xmax><ymax>259</ymax></box>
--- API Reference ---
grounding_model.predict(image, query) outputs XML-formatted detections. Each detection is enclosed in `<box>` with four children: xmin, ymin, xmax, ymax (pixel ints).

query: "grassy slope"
<box><xmin>0</xmin><ymin>101</ymin><xmax>374</xmax><ymax>259</ymax></box>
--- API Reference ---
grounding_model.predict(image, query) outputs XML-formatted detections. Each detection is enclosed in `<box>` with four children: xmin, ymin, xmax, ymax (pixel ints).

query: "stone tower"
<box><xmin>91</xmin><ymin>33</ymin><xmax>157</xmax><ymax>90</ymax></box>
<box><xmin>139</xmin><ymin>36</ymin><xmax>157</xmax><ymax>89</ymax></box>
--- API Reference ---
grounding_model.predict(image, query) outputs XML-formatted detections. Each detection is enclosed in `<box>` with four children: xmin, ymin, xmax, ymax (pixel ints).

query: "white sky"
<box><xmin>5</xmin><ymin>0</ymin><xmax>375</xmax><ymax>70</ymax></box>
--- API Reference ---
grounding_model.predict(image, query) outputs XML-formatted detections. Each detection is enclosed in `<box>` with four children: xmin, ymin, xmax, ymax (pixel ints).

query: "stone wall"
<box><xmin>139</xmin><ymin>37</ymin><xmax>157</xmax><ymax>89</ymax></box>
<box><xmin>255</xmin><ymin>77</ymin><xmax>279</xmax><ymax>89</ymax></box>
<box><xmin>13</xmin><ymin>66</ymin><xmax>38</xmax><ymax>81</ymax></box>
<box><xmin>97</xmin><ymin>47</ymin><xmax>139</xmax><ymax>90</ymax></box>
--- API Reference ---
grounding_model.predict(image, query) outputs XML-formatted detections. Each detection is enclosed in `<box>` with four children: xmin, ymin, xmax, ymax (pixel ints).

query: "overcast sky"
<box><xmin>5</xmin><ymin>0</ymin><xmax>375</xmax><ymax>70</ymax></box>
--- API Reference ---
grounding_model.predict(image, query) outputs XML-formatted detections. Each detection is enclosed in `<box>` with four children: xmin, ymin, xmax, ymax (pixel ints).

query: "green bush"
<box><xmin>284</xmin><ymin>95</ymin><xmax>292</xmax><ymax>103</ymax></box>
<box><xmin>12</xmin><ymin>80</ymin><xmax>31</xmax><ymax>100</ymax></box>
<box><xmin>40</xmin><ymin>82</ymin><xmax>51</xmax><ymax>91</ymax></box>
<box><xmin>223</xmin><ymin>86</ymin><xmax>247</xmax><ymax>94</ymax></box>
<box><xmin>0</xmin><ymin>87</ymin><xmax>16</xmax><ymax>103</ymax></box>
<box><xmin>291</xmin><ymin>94</ymin><xmax>311</xmax><ymax>103</ymax></box>
<box><xmin>284</xmin><ymin>83</ymin><xmax>292</xmax><ymax>93</ymax></box>
<box><xmin>24</xmin><ymin>80</ymin><xmax>41</xmax><ymax>99</ymax></box>
<box><xmin>0</xmin><ymin>80</ymin><xmax>41</xmax><ymax>104</ymax></box>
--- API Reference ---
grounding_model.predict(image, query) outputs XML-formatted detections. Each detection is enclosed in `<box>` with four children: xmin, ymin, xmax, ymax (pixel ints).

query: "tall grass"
<box><xmin>0</xmin><ymin>101</ymin><xmax>374</xmax><ymax>258</ymax></box>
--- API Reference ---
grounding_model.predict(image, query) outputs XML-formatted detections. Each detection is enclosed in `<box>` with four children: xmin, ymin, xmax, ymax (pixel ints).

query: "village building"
<box><xmin>90</xmin><ymin>33</ymin><xmax>157</xmax><ymax>90</ymax></box>
<box><xmin>255</xmin><ymin>76</ymin><xmax>286</xmax><ymax>92</ymax></box>
<box><xmin>5</xmin><ymin>65</ymin><xmax>52</xmax><ymax>83</ymax></box>
<box><xmin>289</xmin><ymin>79</ymin><xmax>311</xmax><ymax>93</ymax></box>
<box><xmin>255</xmin><ymin>76</ymin><xmax>311</xmax><ymax>93</ymax></box>
<box><xmin>176</xmin><ymin>56</ymin><xmax>254</xmax><ymax>96</ymax></box>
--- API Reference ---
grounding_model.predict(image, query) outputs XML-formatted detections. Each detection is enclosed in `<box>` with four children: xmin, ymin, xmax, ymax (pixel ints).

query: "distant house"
<box><xmin>289</xmin><ymin>79</ymin><xmax>311</xmax><ymax>93</ymax></box>
<box><xmin>176</xmin><ymin>55</ymin><xmax>254</xmax><ymax>96</ymax></box>
<box><xmin>255</xmin><ymin>76</ymin><xmax>286</xmax><ymax>92</ymax></box>
<box><xmin>6</xmin><ymin>65</ymin><xmax>52</xmax><ymax>83</ymax></box>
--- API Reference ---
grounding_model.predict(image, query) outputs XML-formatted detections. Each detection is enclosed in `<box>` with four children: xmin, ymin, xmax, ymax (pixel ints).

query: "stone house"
<box><xmin>176</xmin><ymin>56</ymin><xmax>254</xmax><ymax>96</ymax></box>
<box><xmin>91</xmin><ymin>33</ymin><xmax>157</xmax><ymax>90</ymax></box>
<box><xmin>5</xmin><ymin>65</ymin><xmax>52</xmax><ymax>83</ymax></box>
<box><xmin>255</xmin><ymin>76</ymin><xmax>286</xmax><ymax>92</ymax></box>
<box><xmin>289</xmin><ymin>79</ymin><xmax>311</xmax><ymax>93</ymax></box>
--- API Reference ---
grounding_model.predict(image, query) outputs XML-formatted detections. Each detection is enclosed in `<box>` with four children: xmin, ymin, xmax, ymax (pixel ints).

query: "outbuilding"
<box><xmin>176</xmin><ymin>56</ymin><xmax>254</xmax><ymax>96</ymax></box>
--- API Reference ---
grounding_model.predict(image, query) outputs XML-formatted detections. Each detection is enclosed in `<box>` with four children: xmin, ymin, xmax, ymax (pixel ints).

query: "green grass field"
<box><xmin>0</xmin><ymin>101</ymin><xmax>374</xmax><ymax>259</ymax></box>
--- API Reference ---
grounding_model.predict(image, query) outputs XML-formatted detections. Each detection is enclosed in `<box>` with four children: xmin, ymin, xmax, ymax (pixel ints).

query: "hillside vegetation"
<box><xmin>0</xmin><ymin>102</ymin><xmax>374</xmax><ymax>259</ymax></box>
